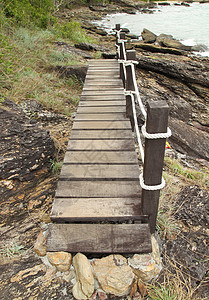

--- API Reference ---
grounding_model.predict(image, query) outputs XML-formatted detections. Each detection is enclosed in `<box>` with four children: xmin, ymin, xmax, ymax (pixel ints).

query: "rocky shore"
<box><xmin>0</xmin><ymin>2</ymin><xmax>209</xmax><ymax>299</ymax></box>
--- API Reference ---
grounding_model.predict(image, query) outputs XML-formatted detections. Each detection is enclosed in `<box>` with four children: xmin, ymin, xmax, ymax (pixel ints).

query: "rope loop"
<box><xmin>141</xmin><ymin>124</ymin><xmax>172</xmax><ymax>139</ymax></box>
<box><xmin>139</xmin><ymin>173</ymin><xmax>165</xmax><ymax>190</ymax></box>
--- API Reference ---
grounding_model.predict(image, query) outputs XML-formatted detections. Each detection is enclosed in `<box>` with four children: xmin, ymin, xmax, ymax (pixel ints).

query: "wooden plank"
<box><xmin>59</xmin><ymin>164</ymin><xmax>140</xmax><ymax>180</ymax></box>
<box><xmin>86</xmin><ymin>75</ymin><xmax>120</xmax><ymax>79</ymax></box>
<box><xmin>47</xmin><ymin>223</ymin><xmax>152</xmax><ymax>253</ymax></box>
<box><xmin>83</xmin><ymin>86</ymin><xmax>123</xmax><ymax>91</ymax></box>
<box><xmin>74</xmin><ymin>113</ymin><xmax>126</xmax><ymax>121</ymax></box>
<box><xmin>63</xmin><ymin>151</ymin><xmax>138</xmax><ymax>164</ymax></box>
<box><xmin>72</xmin><ymin>120</ymin><xmax>131</xmax><ymax>130</ymax></box>
<box><xmin>50</xmin><ymin>198</ymin><xmax>142</xmax><ymax>222</ymax></box>
<box><xmin>84</xmin><ymin>80</ymin><xmax>121</xmax><ymax>85</ymax></box>
<box><xmin>55</xmin><ymin>180</ymin><xmax>141</xmax><ymax>198</ymax></box>
<box><xmin>79</xmin><ymin>101</ymin><xmax>125</xmax><ymax>106</ymax></box>
<box><xmin>67</xmin><ymin>139</ymin><xmax>135</xmax><ymax>151</ymax></box>
<box><xmin>70</xmin><ymin>129</ymin><xmax>133</xmax><ymax>139</ymax></box>
<box><xmin>77</xmin><ymin>106</ymin><xmax>126</xmax><ymax>113</ymax></box>
<box><xmin>82</xmin><ymin>90</ymin><xmax>124</xmax><ymax>95</ymax></box>
<box><xmin>80</xmin><ymin>95</ymin><xmax>125</xmax><ymax>100</ymax></box>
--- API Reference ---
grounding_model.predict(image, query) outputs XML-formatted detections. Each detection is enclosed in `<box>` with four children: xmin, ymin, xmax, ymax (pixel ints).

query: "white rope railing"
<box><xmin>115</xmin><ymin>28</ymin><xmax>171</xmax><ymax>192</ymax></box>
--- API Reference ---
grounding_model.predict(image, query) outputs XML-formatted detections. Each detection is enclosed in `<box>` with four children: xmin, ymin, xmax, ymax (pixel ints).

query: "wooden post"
<box><xmin>115</xmin><ymin>24</ymin><xmax>120</xmax><ymax>59</ymax></box>
<box><xmin>119</xmin><ymin>32</ymin><xmax>126</xmax><ymax>87</ymax></box>
<box><xmin>142</xmin><ymin>100</ymin><xmax>169</xmax><ymax>233</ymax></box>
<box><xmin>125</xmin><ymin>50</ymin><xmax>136</xmax><ymax>131</ymax></box>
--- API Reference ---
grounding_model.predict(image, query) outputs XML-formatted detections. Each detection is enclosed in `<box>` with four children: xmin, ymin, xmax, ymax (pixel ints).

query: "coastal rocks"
<box><xmin>33</xmin><ymin>230</ymin><xmax>47</xmax><ymax>257</ymax></box>
<box><xmin>159</xmin><ymin>38</ymin><xmax>192</xmax><ymax>51</ymax></box>
<box><xmin>133</xmin><ymin>42</ymin><xmax>185</xmax><ymax>55</ymax></box>
<box><xmin>141</xmin><ymin>28</ymin><xmax>157</xmax><ymax>43</ymax></box>
<box><xmin>169</xmin><ymin>118</ymin><xmax>209</xmax><ymax>161</ymax></box>
<box><xmin>72</xmin><ymin>253</ymin><xmax>94</xmax><ymax>300</ymax></box>
<box><xmin>74</xmin><ymin>42</ymin><xmax>109</xmax><ymax>52</ymax></box>
<box><xmin>54</xmin><ymin>41</ymin><xmax>93</xmax><ymax>59</ymax></box>
<box><xmin>47</xmin><ymin>252</ymin><xmax>72</xmax><ymax>272</ymax></box>
<box><xmin>0</xmin><ymin>98</ymin><xmax>55</xmax><ymax>181</ymax></box>
<box><xmin>128</xmin><ymin>236</ymin><xmax>162</xmax><ymax>282</ymax></box>
<box><xmin>55</xmin><ymin>65</ymin><xmax>88</xmax><ymax>83</ymax></box>
<box><xmin>166</xmin><ymin>185</ymin><xmax>209</xmax><ymax>285</ymax></box>
<box><xmin>92</xmin><ymin>254</ymin><xmax>134</xmax><ymax>296</ymax></box>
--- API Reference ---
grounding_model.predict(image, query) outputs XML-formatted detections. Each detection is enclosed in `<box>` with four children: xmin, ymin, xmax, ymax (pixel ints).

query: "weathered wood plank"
<box><xmin>79</xmin><ymin>101</ymin><xmax>125</xmax><ymax>107</ymax></box>
<box><xmin>74</xmin><ymin>113</ymin><xmax>126</xmax><ymax>121</ymax></box>
<box><xmin>84</xmin><ymin>80</ymin><xmax>121</xmax><ymax>85</ymax></box>
<box><xmin>56</xmin><ymin>180</ymin><xmax>141</xmax><ymax>198</ymax></box>
<box><xmin>70</xmin><ymin>129</ymin><xmax>133</xmax><ymax>139</ymax></box>
<box><xmin>47</xmin><ymin>223</ymin><xmax>152</xmax><ymax>253</ymax></box>
<box><xmin>86</xmin><ymin>75</ymin><xmax>120</xmax><ymax>79</ymax></box>
<box><xmin>60</xmin><ymin>164</ymin><xmax>140</xmax><ymax>180</ymax></box>
<box><xmin>50</xmin><ymin>198</ymin><xmax>141</xmax><ymax>221</ymax></box>
<box><xmin>63</xmin><ymin>151</ymin><xmax>138</xmax><ymax>164</ymax></box>
<box><xmin>80</xmin><ymin>95</ymin><xmax>125</xmax><ymax>101</ymax></box>
<box><xmin>83</xmin><ymin>86</ymin><xmax>123</xmax><ymax>91</ymax></box>
<box><xmin>82</xmin><ymin>90</ymin><xmax>124</xmax><ymax>95</ymax></box>
<box><xmin>67</xmin><ymin>139</ymin><xmax>135</xmax><ymax>151</ymax></box>
<box><xmin>77</xmin><ymin>106</ymin><xmax>126</xmax><ymax>113</ymax></box>
<box><xmin>72</xmin><ymin>120</ymin><xmax>131</xmax><ymax>130</ymax></box>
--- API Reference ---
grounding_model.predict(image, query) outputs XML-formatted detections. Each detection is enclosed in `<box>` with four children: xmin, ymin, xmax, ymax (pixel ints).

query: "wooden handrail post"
<box><xmin>115</xmin><ymin>24</ymin><xmax>120</xmax><ymax>59</ymax></box>
<box><xmin>142</xmin><ymin>100</ymin><xmax>169</xmax><ymax>233</ymax></box>
<box><xmin>119</xmin><ymin>32</ymin><xmax>126</xmax><ymax>88</ymax></box>
<box><xmin>125</xmin><ymin>50</ymin><xmax>136</xmax><ymax>131</ymax></box>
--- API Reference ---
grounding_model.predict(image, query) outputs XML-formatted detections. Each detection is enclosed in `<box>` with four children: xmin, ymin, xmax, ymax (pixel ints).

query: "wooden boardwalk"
<box><xmin>47</xmin><ymin>59</ymin><xmax>152</xmax><ymax>253</ymax></box>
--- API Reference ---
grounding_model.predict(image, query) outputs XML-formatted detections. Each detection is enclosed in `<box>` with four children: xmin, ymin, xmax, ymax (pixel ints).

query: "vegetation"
<box><xmin>0</xmin><ymin>0</ymin><xmax>92</xmax><ymax>117</ymax></box>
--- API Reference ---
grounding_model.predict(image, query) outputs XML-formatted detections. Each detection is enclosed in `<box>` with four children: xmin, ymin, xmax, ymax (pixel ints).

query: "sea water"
<box><xmin>93</xmin><ymin>2</ymin><xmax>209</xmax><ymax>56</ymax></box>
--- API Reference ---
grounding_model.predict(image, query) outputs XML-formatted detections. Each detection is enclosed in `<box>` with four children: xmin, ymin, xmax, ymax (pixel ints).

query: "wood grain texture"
<box><xmin>50</xmin><ymin>198</ymin><xmax>142</xmax><ymax>221</ymax></box>
<box><xmin>59</xmin><ymin>164</ymin><xmax>140</xmax><ymax>180</ymax></box>
<box><xmin>77</xmin><ymin>106</ymin><xmax>126</xmax><ymax>113</ymax></box>
<box><xmin>63</xmin><ymin>151</ymin><xmax>138</xmax><ymax>164</ymax></box>
<box><xmin>74</xmin><ymin>113</ymin><xmax>126</xmax><ymax>121</ymax></box>
<box><xmin>79</xmin><ymin>101</ymin><xmax>125</xmax><ymax>106</ymax></box>
<box><xmin>70</xmin><ymin>129</ymin><xmax>133</xmax><ymax>139</ymax></box>
<box><xmin>55</xmin><ymin>180</ymin><xmax>141</xmax><ymax>198</ymax></box>
<box><xmin>67</xmin><ymin>139</ymin><xmax>135</xmax><ymax>151</ymax></box>
<box><xmin>47</xmin><ymin>223</ymin><xmax>152</xmax><ymax>253</ymax></box>
<box><xmin>72</xmin><ymin>120</ymin><xmax>131</xmax><ymax>130</ymax></box>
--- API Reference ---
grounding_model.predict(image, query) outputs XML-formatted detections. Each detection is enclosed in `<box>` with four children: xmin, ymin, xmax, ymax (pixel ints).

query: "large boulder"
<box><xmin>141</xmin><ymin>28</ymin><xmax>157</xmax><ymax>43</ymax></box>
<box><xmin>0</xmin><ymin>98</ymin><xmax>55</xmax><ymax>181</ymax></box>
<box><xmin>169</xmin><ymin>118</ymin><xmax>209</xmax><ymax>161</ymax></box>
<box><xmin>55</xmin><ymin>65</ymin><xmax>88</xmax><ymax>83</ymax></box>
<box><xmin>157</xmin><ymin>34</ymin><xmax>192</xmax><ymax>51</ymax></box>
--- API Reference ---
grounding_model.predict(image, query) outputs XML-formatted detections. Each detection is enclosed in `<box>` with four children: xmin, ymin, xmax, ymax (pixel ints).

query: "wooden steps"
<box><xmin>47</xmin><ymin>224</ymin><xmax>151</xmax><ymax>253</ymax></box>
<box><xmin>47</xmin><ymin>59</ymin><xmax>152</xmax><ymax>253</ymax></box>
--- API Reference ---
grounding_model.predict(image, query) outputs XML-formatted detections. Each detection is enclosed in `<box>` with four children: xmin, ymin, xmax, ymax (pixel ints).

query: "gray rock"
<box><xmin>55</xmin><ymin>65</ymin><xmax>88</xmax><ymax>84</ymax></box>
<box><xmin>74</xmin><ymin>42</ymin><xmax>109</xmax><ymax>52</ymax></box>
<box><xmin>134</xmin><ymin>42</ymin><xmax>185</xmax><ymax>55</ymax></box>
<box><xmin>141</xmin><ymin>28</ymin><xmax>157</xmax><ymax>43</ymax></box>
<box><xmin>191</xmin><ymin>44</ymin><xmax>208</xmax><ymax>52</ymax></box>
<box><xmin>0</xmin><ymin>98</ymin><xmax>55</xmax><ymax>181</ymax></box>
<box><xmin>169</xmin><ymin>118</ymin><xmax>209</xmax><ymax>161</ymax></box>
<box><xmin>160</xmin><ymin>38</ymin><xmax>192</xmax><ymax>51</ymax></box>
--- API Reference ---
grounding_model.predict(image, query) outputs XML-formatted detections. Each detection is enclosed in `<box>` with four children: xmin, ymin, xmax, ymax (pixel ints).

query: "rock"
<box><xmin>161</xmin><ymin>38</ymin><xmax>192</xmax><ymax>51</ymax></box>
<box><xmin>166</xmin><ymin>186</ymin><xmax>209</xmax><ymax>282</ymax></box>
<box><xmin>169</xmin><ymin>118</ymin><xmax>209</xmax><ymax>160</ymax></box>
<box><xmin>121</xmin><ymin>27</ymin><xmax>130</xmax><ymax>33</ymax></box>
<box><xmin>92</xmin><ymin>254</ymin><xmax>134</xmax><ymax>296</ymax></box>
<box><xmin>54</xmin><ymin>41</ymin><xmax>93</xmax><ymax>59</ymax></box>
<box><xmin>133</xmin><ymin>42</ymin><xmax>185</xmax><ymax>55</ymax></box>
<box><xmin>158</xmin><ymin>2</ymin><xmax>170</xmax><ymax>5</ymax></box>
<box><xmin>74</xmin><ymin>42</ymin><xmax>109</xmax><ymax>52</ymax></box>
<box><xmin>72</xmin><ymin>253</ymin><xmax>94</xmax><ymax>300</ymax></box>
<box><xmin>55</xmin><ymin>65</ymin><xmax>88</xmax><ymax>83</ymax></box>
<box><xmin>102</xmin><ymin>52</ymin><xmax>116</xmax><ymax>59</ymax></box>
<box><xmin>33</xmin><ymin>230</ymin><xmax>47</xmax><ymax>256</ymax></box>
<box><xmin>141</xmin><ymin>8</ymin><xmax>154</xmax><ymax>14</ymax></box>
<box><xmin>141</xmin><ymin>28</ymin><xmax>157</xmax><ymax>43</ymax></box>
<box><xmin>0</xmin><ymin>98</ymin><xmax>55</xmax><ymax>181</ymax></box>
<box><xmin>191</xmin><ymin>44</ymin><xmax>208</xmax><ymax>52</ymax></box>
<box><xmin>156</xmin><ymin>33</ymin><xmax>174</xmax><ymax>46</ymax></box>
<box><xmin>127</xmin><ymin>33</ymin><xmax>139</xmax><ymax>39</ymax></box>
<box><xmin>122</xmin><ymin>7</ymin><xmax>137</xmax><ymax>14</ymax></box>
<box><xmin>63</xmin><ymin>269</ymin><xmax>75</xmax><ymax>283</ymax></box>
<box><xmin>93</xmin><ymin>28</ymin><xmax>107</xmax><ymax>36</ymax></box>
<box><xmin>128</xmin><ymin>253</ymin><xmax>161</xmax><ymax>282</ymax></box>
<box><xmin>47</xmin><ymin>252</ymin><xmax>72</xmax><ymax>272</ymax></box>
<box><xmin>181</xmin><ymin>2</ymin><xmax>190</xmax><ymax>6</ymax></box>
